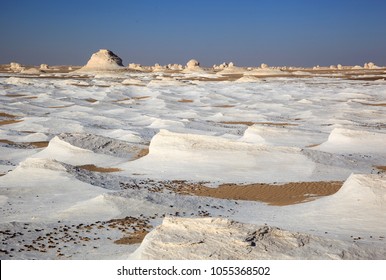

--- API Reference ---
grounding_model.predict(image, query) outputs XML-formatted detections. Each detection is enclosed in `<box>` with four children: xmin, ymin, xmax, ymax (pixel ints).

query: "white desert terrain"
<box><xmin>0</xmin><ymin>50</ymin><xmax>386</xmax><ymax>259</ymax></box>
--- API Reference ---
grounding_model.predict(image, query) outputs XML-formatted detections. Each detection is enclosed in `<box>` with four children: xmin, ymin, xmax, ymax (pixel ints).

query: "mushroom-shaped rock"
<box><xmin>260</xmin><ymin>63</ymin><xmax>268</xmax><ymax>69</ymax></box>
<box><xmin>364</xmin><ymin>62</ymin><xmax>379</xmax><ymax>69</ymax></box>
<box><xmin>186</xmin><ymin>59</ymin><xmax>200</xmax><ymax>69</ymax></box>
<box><xmin>80</xmin><ymin>49</ymin><xmax>124</xmax><ymax>71</ymax></box>
<box><xmin>10</xmin><ymin>62</ymin><xmax>24</xmax><ymax>72</ymax></box>
<box><xmin>40</xmin><ymin>64</ymin><xmax>49</xmax><ymax>70</ymax></box>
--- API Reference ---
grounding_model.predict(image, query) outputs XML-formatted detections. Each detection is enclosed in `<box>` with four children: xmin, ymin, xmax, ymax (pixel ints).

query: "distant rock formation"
<box><xmin>167</xmin><ymin>64</ymin><xmax>183</xmax><ymax>71</ymax></box>
<box><xmin>20</xmin><ymin>68</ymin><xmax>41</xmax><ymax>74</ymax></box>
<box><xmin>80</xmin><ymin>49</ymin><xmax>124</xmax><ymax>71</ymax></box>
<box><xmin>217</xmin><ymin>62</ymin><xmax>246</xmax><ymax>74</ymax></box>
<box><xmin>152</xmin><ymin>63</ymin><xmax>166</xmax><ymax>72</ymax></box>
<box><xmin>9</xmin><ymin>62</ymin><xmax>24</xmax><ymax>72</ymax></box>
<box><xmin>40</xmin><ymin>64</ymin><xmax>49</xmax><ymax>70</ymax></box>
<box><xmin>186</xmin><ymin>59</ymin><xmax>200</xmax><ymax>69</ymax></box>
<box><xmin>364</xmin><ymin>62</ymin><xmax>379</xmax><ymax>69</ymax></box>
<box><xmin>128</xmin><ymin>63</ymin><xmax>143</xmax><ymax>71</ymax></box>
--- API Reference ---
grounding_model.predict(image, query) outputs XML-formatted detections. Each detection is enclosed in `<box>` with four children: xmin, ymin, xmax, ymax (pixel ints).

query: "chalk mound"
<box><xmin>186</xmin><ymin>59</ymin><xmax>200</xmax><ymax>69</ymax></box>
<box><xmin>314</xmin><ymin>128</ymin><xmax>386</xmax><ymax>154</ymax></box>
<box><xmin>311</xmin><ymin>174</ymin><xmax>386</xmax><ymax>219</ymax></box>
<box><xmin>236</xmin><ymin>75</ymin><xmax>262</xmax><ymax>83</ymax></box>
<box><xmin>182</xmin><ymin>59</ymin><xmax>205</xmax><ymax>73</ymax></box>
<box><xmin>9</xmin><ymin>62</ymin><xmax>24</xmax><ymax>72</ymax></box>
<box><xmin>121</xmin><ymin>78</ymin><xmax>146</xmax><ymax>86</ymax></box>
<box><xmin>120</xmin><ymin>129</ymin><xmax>315</xmax><ymax>183</ymax></box>
<box><xmin>20</xmin><ymin>68</ymin><xmax>41</xmax><ymax>74</ymax></box>
<box><xmin>80</xmin><ymin>49</ymin><xmax>124</xmax><ymax>71</ymax></box>
<box><xmin>217</xmin><ymin>62</ymin><xmax>246</xmax><ymax>74</ymax></box>
<box><xmin>131</xmin><ymin>217</ymin><xmax>385</xmax><ymax>259</ymax></box>
<box><xmin>364</xmin><ymin>62</ymin><xmax>380</xmax><ymax>69</ymax></box>
<box><xmin>18</xmin><ymin>158</ymin><xmax>66</xmax><ymax>172</ymax></box>
<box><xmin>32</xmin><ymin>136</ymin><xmax>126</xmax><ymax>166</ymax></box>
<box><xmin>247</xmin><ymin>68</ymin><xmax>285</xmax><ymax>76</ymax></box>
<box><xmin>40</xmin><ymin>64</ymin><xmax>49</xmax><ymax>70</ymax></box>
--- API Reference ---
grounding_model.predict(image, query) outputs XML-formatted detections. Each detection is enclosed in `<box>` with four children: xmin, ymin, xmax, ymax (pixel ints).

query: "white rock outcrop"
<box><xmin>186</xmin><ymin>59</ymin><xmax>200</xmax><ymax>69</ymax></box>
<box><xmin>9</xmin><ymin>62</ymin><xmax>24</xmax><ymax>72</ymax></box>
<box><xmin>364</xmin><ymin>62</ymin><xmax>379</xmax><ymax>69</ymax></box>
<box><xmin>128</xmin><ymin>63</ymin><xmax>143</xmax><ymax>71</ymax></box>
<box><xmin>40</xmin><ymin>64</ymin><xmax>49</xmax><ymax>70</ymax></box>
<box><xmin>20</xmin><ymin>68</ymin><xmax>41</xmax><ymax>74</ymax></box>
<box><xmin>131</xmin><ymin>217</ymin><xmax>386</xmax><ymax>260</ymax></box>
<box><xmin>80</xmin><ymin>49</ymin><xmax>124</xmax><ymax>71</ymax></box>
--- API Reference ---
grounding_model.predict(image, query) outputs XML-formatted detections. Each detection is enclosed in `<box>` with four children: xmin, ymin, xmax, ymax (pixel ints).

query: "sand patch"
<box><xmin>77</xmin><ymin>164</ymin><xmax>122</xmax><ymax>173</ymax></box>
<box><xmin>134</xmin><ymin>148</ymin><xmax>149</xmax><ymax>160</ymax></box>
<box><xmin>359</xmin><ymin>102</ymin><xmax>386</xmax><ymax>107</ymax></box>
<box><xmin>108</xmin><ymin>216</ymin><xmax>152</xmax><ymax>245</ymax></box>
<box><xmin>214</xmin><ymin>104</ymin><xmax>235</xmax><ymax>108</ymax></box>
<box><xmin>255</xmin><ymin>122</ymin><xmax>299</xmax><ymax>126</ymax></box>
<box><xmin>306</xmin><ymin>143</ymin><xmax>321</xmax><ymax>148</ymax></box>
<box><xmin>0</xmin><ymin>119</ymin><xmax>23</xmax><ymax>126</ymax></box>
<box><xmin>164</xmin><ymin>180</ymin><xmax>343</xmax><ymax>206</ymax></box>
<box><xmin>178</xmin><ymin>99</ymin><xmax>194</xmax><ymax>103</ymax></box>
<box><xmin>0</xmin><ymin>112</ymin><xmax>19</xmax><ymax>118</ymax></box>
<box><xmin>221</xmin><ymin>121</ymin><xmax>255</xmax><ymax>126</ymax></box>
<box><xmin>375</xmin><ymin>166</ymin><xmax>386</xmax><ymax>172</ymax></box>
<box><xmin>133</xmin><ymin>96</ymin><xmax>150</xmax><ymax>100</ymax></box>
<box><xmin>85</xmin><ymin>98</ymin><xmax>98</xmax><ymax>103</ymax></box>
<box><xmin>4</xmin><ymin>94</ymin><xmax>27</xmax><ymax>98</ymax></box>
<box><xmin>0</xmin><ymin>139</ymin><xmax>48</xmax><ymax>148</ymax></box>
<box><xmin>114</xmin><ymin>231</ymin><xmax>149</xmax><ymax>245</ymax></box>
<box><xmin>221</xmin><ymin>121</ymin><xmax>298</xmax><ymax>127</ymax></box>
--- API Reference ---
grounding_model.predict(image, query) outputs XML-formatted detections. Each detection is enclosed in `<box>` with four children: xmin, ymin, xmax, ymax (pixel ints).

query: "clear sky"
<box><xmin>1</xmin><ymin>0</ymin><xmax>386</xmax><ymax>67</ymax></box>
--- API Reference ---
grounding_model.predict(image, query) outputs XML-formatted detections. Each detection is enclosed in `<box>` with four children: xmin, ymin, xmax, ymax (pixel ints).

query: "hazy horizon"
<box><xmin>1</xmin><ymin>0</ymin><xmax>386</xmax><ymax>67</ymax></box>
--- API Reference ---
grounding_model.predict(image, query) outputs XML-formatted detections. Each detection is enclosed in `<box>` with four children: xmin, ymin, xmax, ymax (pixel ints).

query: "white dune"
<box><xmin>314</xmin><ymin>128</ymin><xmax>386</xmax><ymax>154</ymax></box>
<box><xmin>0</xmin><ymin>158</ymin><xmax>117</xmax><ymax>222</ymax></box>
<box><xmin>131</xmin><ymin>215</ymin><xmax>386</xmax><ymax>260</ymax></box>
<box><xmin>119</xmin><ymin>129</ymin><xmax>316</xmax><ymax>183</ymax></box>
<box><xmin>31</xmin><ymin>136</ymin><xmax>126</xmax><ymax>166</ymax></box>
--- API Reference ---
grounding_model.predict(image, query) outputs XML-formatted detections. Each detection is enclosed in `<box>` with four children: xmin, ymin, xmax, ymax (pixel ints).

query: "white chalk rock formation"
<box><xmin>40</xmin><ymin>64</ymin><xmax>49</xmax><ymax>70</ymax></box>
<box><xmin>186</xmin><ymin>59</ymin><xmax>200</xmax><ymax>69</ymax></box>
<box><xmin>128</xmin><ymin>63</ymin><xmax>143</xmax><ymax>71</ymax></box>
<box><xmin>20</xmin><ymin>68</ymin><xmax>41</xmax><ymax>74</ymax></box>
<box><xmin>152</xmin><ymin>63</ymin><xmax>166</xmax><ymax>72</ymax></box>
<box><xmin>364</xmin><ymin>62</ymin><xmax>379</xmax><ymax>69</ymax></box>
<box><xmin>247</xmin><ymin>68</ymin><xmax>284</xmax><ymax>76</ymax></box>
<box><xmin>261</xmin><ymin>63</ymin><xmax>269</xmax><ymax>69</ymax></box>
<box><xmin>80</xmin><ymin>49</ymin><xmax>124</xmax><ymax>71</ymax></box>
<box><xmin>121</xmin><ymin>78</ymin><xmax>146</xmax><ymax>86</ymax></box>
<box><xmin>217</xmin><ymin>62</ymin><xmax>246</xmax><ymax>74</ymax></box>
<box><xmin>9</xmin><ymin>62</ymin><xmax>24</xmax><ymax>72</ymax></box>
<box><xmin>182</xmin><ymin>59</ymin><xmax>205</xmax><ymax>73</ymax></box>
<box><xmin>131</xmin><ymin>217</ymin><xmax>386</xmax><ymax>260</ymax></box>
<box><xmin>167</xmin><ymin>64</ymin><xmax>183</xmax><ymax>71</ymax></box>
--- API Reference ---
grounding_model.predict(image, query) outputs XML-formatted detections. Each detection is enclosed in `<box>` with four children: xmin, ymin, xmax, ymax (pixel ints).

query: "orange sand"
<box><xmin>166</xmin><ymin>181</ymin><xmax>343</xmax><ymax>206</ymax></box>
<box><xmin>77</xmin><ymin>164</ymin><xmax>122</xmax><ymax>173</ymax></box>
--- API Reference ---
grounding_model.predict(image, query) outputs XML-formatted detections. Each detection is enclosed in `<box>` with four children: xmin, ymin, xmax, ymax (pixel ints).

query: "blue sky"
<box><xmin>1</xmin><ymin>0</ymin><xmax>386</xmax><ymax>66</ymax></box>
